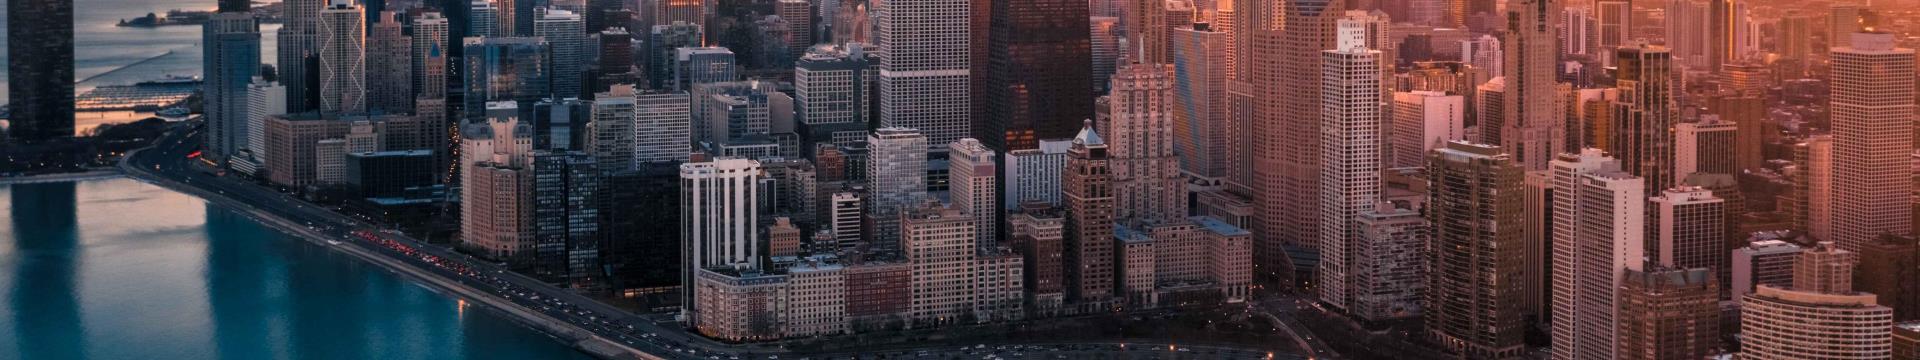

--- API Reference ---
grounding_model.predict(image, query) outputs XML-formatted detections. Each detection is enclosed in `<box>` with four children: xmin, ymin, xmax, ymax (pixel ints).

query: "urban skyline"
<box><xmin>6</xmin><ymin>0</ymin><xmax>1920</xmax><ymax>358</ymax></box>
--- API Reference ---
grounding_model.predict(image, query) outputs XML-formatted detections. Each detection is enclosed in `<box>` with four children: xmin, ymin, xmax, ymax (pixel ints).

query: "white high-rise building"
<box><xmin>866</xmin><ymin>128</ymin><xmax>929</xmax><ymax>253</ymax></box>
<box><xmin>1652</xmin><ymin>187</ymin><xmax>1725</xmax><ymax>272</ymax></box>
<box><xmin>874</xmin><ymin>0</ymin><xmax>971</xmax><ymax>151</ymax></box>
<box><xmin>1390</xmin><ymin>91</ymin><xmax>1466</xmax><ymax>168</ymax></box>
<box><xmin>586</xmin><ymin>85</ymin><xmax>636</xmax><ymax>172</ymax></box>
<box><xmin>1317</xmin><ymin>21</ymin><xmax>1386</xmax><ymax>312</ymax></box>
<box><xmin>1104</xmin><ymin>63</ymin><xmax>1185</xmax><ymax>224</ymax></box>
<box><xmin>318</xmin><ymin>0</ymin><xmax>366</xmax><ymax>113</ymax></box>
<box><xmin>1003</xmin><ymin>139</ymin><xmax>1071</xmax><ymax>209</ymax></box>
<box><xmin>949</xmin><ymin>138</ymin><xmax>998</xmax><ymax>248</ymax></box>
<box><xmin>535</xmin><ymin>9</ymin><xmax>586</xmax><ymax>99</ymax></box>
<box><xmin>635</xmin><ymin>90</ymin><xmax>693</xmax><ymax>164</ymax></box>
<box><xmin>244</xmin><ymin>80</ymin><xmax>286</xmax><ymax>165</ymax></box>
<box><xmin>1549</xmin><ymin>148</ymin><xmax>1646</xmax><ymax>360</ymax></box>
<box><xmin>679</xmin><ymin>158</ymin><xmax>764</xmax><ymax>315</ymax></box>
<box><xmin>1675</xmin><ymin>116</ymin><xmax>1738</xmax><ymax>179</ymax></box>
<box><xmin>1830</xmin><ymin>31</ymin><xmax>1916</xmax><ymax>252</ymax></box>
<box><xmin>828</xmin><ymin>192</ymin><xmax>863</xmax><ymax>252</ymax></box>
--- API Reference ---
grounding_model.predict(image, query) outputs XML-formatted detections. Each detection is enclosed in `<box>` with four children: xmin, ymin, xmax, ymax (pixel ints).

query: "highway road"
<box><xmin>124</xmin><ymin>122</ymin><xmax>1312</xmax><ymax>360</ymax></box>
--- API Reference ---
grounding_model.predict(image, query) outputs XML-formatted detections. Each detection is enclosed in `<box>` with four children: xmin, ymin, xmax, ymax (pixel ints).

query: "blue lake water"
<box><xmin>0</xmin><ymin>0</ymin><xmax>282</xmax><ymax>100</ymax></box>
<box><xmin>0</xmin><ymin>178</ymin><xmax>594</xmax><ymax>360</ymax></box>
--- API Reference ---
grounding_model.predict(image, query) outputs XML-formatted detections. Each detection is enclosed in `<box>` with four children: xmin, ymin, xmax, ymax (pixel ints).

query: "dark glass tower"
<box><xmin>7</xmin><ymin>0</ymin><xmax>75</xmax><ymax>142</ymax></box>
<box><xmin>981</xmin><ymin>0</ymin><xmax>1093</xmax><ymax>152</ymax></box>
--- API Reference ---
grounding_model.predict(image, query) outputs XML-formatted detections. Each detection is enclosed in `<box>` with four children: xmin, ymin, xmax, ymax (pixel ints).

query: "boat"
<box><xmin>155</xmin><ymin>107</ymin><xmax>192</xmax><ymax>121</ymax></box>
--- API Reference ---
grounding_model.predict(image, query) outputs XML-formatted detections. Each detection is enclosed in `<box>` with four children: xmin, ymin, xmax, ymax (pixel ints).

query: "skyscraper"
<box><xmin>1316</xmin><ymin>22</ymin><xmax>1385</xmax><ymax>311</ymax></box>
<box><xmin>1350</xmin><ymin>202</ymin><xmax>1427</xmax><ymax>321</ymax></box>
<box><xmin>531</xmin><ymin>150</ymin><xmax>600</xmax><ymax>288</ymax></box>
<box><xmin>1615</xmin><ymin>267</ymin><xmax>1720</xmax><ymax>360</ymax></box>
<box><xmin>1611</xmin><ymin>45</ymin><xmax>1676</xmax><ymax>191</ymax></box>
<box><xmin>679</xmin><ymin>158</ymin><xmax>764</xmax><ymax>317</ymax></box>
<box><xmin>319</xmin><ymin>0</ymin><xmax>368</xmax><ymax>113</ymax></box>
<box><xmin>1674</xmin><ymin>117</ymin><xmax>1737</xmax><ymax>180</ymax></box>
<box><xmin>794</xmin><ymin>44</ymin><xmax>879</xmax><ymax>145</ymax></box>
<box><xmin>1170</xmin><ymin>23</ymin><xmax>1231</xmax><ymax>179</ymax></box>
<box><xmin>866</xmin><ymin>128</ymin><xmax>929</xmax><ymax>253</ymax></box>
<box><xmin>204</xmin><ymin>10</ymin><xmax>262</xmax><ymax>161</ymax></box>
<box><xmin>1830</xmin><ymin>31</ymin><xmax>1915</xmax><ymax>252</ymax></box>
<box><xmin>586</xmin><ymin>85</ymin><xmax>637</xmax><ymax>172</ymax></box>
<box><xmin>1102</xmin><ymin>63</ymin><xmax>1185</xmax><ymax>224</ymax></box>
<box><xmin>1425</xmin><ymin>141</ymin><xmax>1527</xmax><ymax>358</ymax></box>
<box><xmin>1593</xmin><ymin>0</ymin><xmax>1629</xmax><ymax>65</ymax></box>
<box><xmin>672</xmin><ymin>47</ymin><xmax>738</xmax><ymax>91</ymax></box>
<box><xmin>1741</xmin><ymin>241</ymin><xmax>1893</xmax><ymax>360</ymax></box>
<box><xmin>1390</xmin><ymin>91</ymin><xmax>1467</xmax><ymax>168</ymax></box>
<box><xmin>876</xmin><ymin>0</ymin><xmax>973</xmax><ymax>150</ymax></box>
<box><xmin>1501</xmin><ymin>0</ymin><xmax>1565</xmax><ymax>170</ymax></box>
<box><xmin>949</xmin><ymin>139</ymin><xmax>999</xmax><ymax>248</ymax></box>
<box><xmin>1665</xmin><ymin>0</ymin><xmax>1711</xmax><ymax>69</ymax></box>
<box><xmin>536</xmin><ymin>9</ymin><xmax>587</xmax><ymax>99</ymax></box>
<box><xmin>775</xmin><ymin>0</ymin><xmax>813</xmax><ymax>58</ymax></box>
<box><xmin>646</xmin><ymin>22</ymin><xmax>704</xmax><ymax>90</ymax></box>
<box><xmin>1090</xmin><ymin>17</ymin><xmax>1121</xmax><ymax>94</ymax></box>
<box><xmin>1063</xmin><ymin>122</ymin><xmax>1115</xmax><ymax>308</ymax></box>
<box><xmin>279</xmin><ymin>0</ymin><xmax>323</xmax><ymax>113</ymax></box>
<box><xmin>462</xmin><ymin>102</ymin><xmax>536</xmax><ymax>262</ymax></box>
<box><xmin>1549</xmin><ymin>148</ymin><xmax>1645</xmax><ymax>360</ymax></box>
<box><xmin>1240</xmin><ymin>0</ymin><xmax>1342</xmax><ymax>280</ymax></box>
<box><xmin>635</xmin><ymin>91</ymin><xmax>694</xmax><ymax>164</ymax></box>
<box><xmin>463</xmin><ymin>37</ymin><xmax>551</xmax><ymax>120</ymax></box>
<box><xmin>367</xmin><ymin>11</ymin><xmax>413</xmax><ymax>114</ymax></box>
<box><xmin>412</xmin><ymin>12</ymin><xmax>450</xmax><ymax>99</ymax></box>
<box><xmin>1652</xmin><ymin>187</ymin><xmax>1725</xmax><ymax>275</ymax></box>
<box><xmin>982</xmin><ymin>0</ymin><xmax>1094</xmax><ymax>152</ymax></box>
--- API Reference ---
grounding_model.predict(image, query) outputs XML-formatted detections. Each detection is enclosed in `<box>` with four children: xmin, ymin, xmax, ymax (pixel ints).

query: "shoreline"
<box><xmin>0</xmin><ymin>169</ymin><xmax>125</xmax><ymax>186</ymax></box>
<box><xmin>113</xmin><ymin>150</ymin><xmax>660</xmax><ymax>360</ymax></box>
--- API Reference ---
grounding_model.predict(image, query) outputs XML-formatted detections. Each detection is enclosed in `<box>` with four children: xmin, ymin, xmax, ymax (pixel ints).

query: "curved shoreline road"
<box><xmin>122</xmin><ymin>122</ymin><xmax>1310</xmax><ymax>360</ymax></box>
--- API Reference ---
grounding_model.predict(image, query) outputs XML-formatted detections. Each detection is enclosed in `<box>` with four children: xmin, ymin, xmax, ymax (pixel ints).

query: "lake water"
<box><xmin>0</xmin><ymin>178</ymin><xmax>594</xmax><ymax>360</ymax></box>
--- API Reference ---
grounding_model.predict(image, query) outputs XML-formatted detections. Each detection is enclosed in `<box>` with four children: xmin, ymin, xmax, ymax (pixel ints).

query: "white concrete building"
<box><xmin>1550</xmin><ymin>149</ymin><xmax>1645</xmax><ymax>360</ymax></box>
<box><xmin>1829</xmin><ymin>31</ymin><xmax>1916</xmax><ymax>252</ymax></box>
<box><xmin>949</xmin><ymin>138</ymin><xmax>998</xmax><ymax>248</ymax></box>
<box><xmin>1317</xmin><ymin>22</ymin><xmax>1385</xmax><ymax>312</ymax></box>
<box><xmin>874</xmin><ymin>0</ymin><xmax>971</xmax><ymax>150</ymax></box>
<box><xmin>1003</xmin><ymin>139</ymin><xmax>1070</xmax><ymax>209</ymax></box>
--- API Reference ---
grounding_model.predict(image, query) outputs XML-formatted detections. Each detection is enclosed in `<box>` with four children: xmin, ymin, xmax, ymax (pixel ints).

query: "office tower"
<box><xmin>1004</xmin><ymin>139</ymin><xmax>1072</xmax><ymax>208</ymax></box>
<box><xmin>635</xmin><ymin>91</ymin><xmax>693</xmax><ymax>164</ymax></box>
<box><xmin>1795</xmin><ymin>241</ymin><xmax>1860</xmax><ymax>294</ymax></box>
<box><xmin>1706</xmin><ymin>94</ymin><xmax>1766</xmax><ymax>173</ymax></box>
<box><xmin>1063</xmin><ymin>123</ymin><xmax>1115</xmax><ymax>307</ymax></box>
<box><xmin>319</xmin><ymin>0</ymin><xmax>367</xmax><ymax>113</ymax></box>
<box><xmin>470</xmin><ymin>0</ymin><xmax>501</xmax><ymax>38</ymax></box>
<box><xmin>412</xmin><ymin>12</ymin><xmax>449</xmax><ymax>98</ymax></box>
<box><xmin>1103</xmin><ymin>63</ymin><xmax>1185</xmax><ymax>224</ymax></box>
<box><xmin>1474</xmin><ymin>77</ymin><xmax>1506</xmax><ymax>145</ymax></box>
<box><xmin>794</xmin><ymin>44</ymin><xmax>879</xmax><ymax>145</ymax></box>
<box><xmin>1611</xmin><ymin>45</ymin><xmax>1675</xmax><ymax>191</ymax></box>
<box><xmin>592</xmin><ymin>29</ymin><xmax>637</xmax><ymax>92</ymax></box>
<box><xmin>463</xmin><ymin>37</ymin><xmax>550</xmax><ymax>120</ymax></box>
<box><xmin>367</xmin><ymin>11</ymin><xmax>412</xmax><ymax>115</ymax></box>
<box><xmin>1789</xmin><ymin>136</ymin><xmax>1834</xmax><ymax>241</ymax></box>
<box><xmin>1501</xmin><ymin>0</ymin><xmax>1564</xmax><ymax>171</ymax></box>
<box><xmin>532</xmin><ymin>151</ymin><xmax>600</xmax><ymax>287</ymax></box>
<box><xmin>1122</xmin><ymin>0</ymin><xmax>1167</xmax><ymax>63</ymax></box>
<box><xmin>1615</xmin><ymin>267</ymin><xmax>1720</xmax><ymax>360</ymax></box>
<box><xmin>264</xmin><ymin>114</ymin><xmax>351</xmax><ymax>187</ymax></box>
<box><xmin>1425</xmin><ymin>141</ymin><xmax>1527</xmax><ymax>358</ymax></box>
<box><xmin>901</xmin><ymin>204</ymin><xmax>980</xmax><ymax>325</ymax></box>
<box><xmin>679</xmin><ymin>158</ymin><xmax>764</xmax><ymax>317</ymax></box>
<box><xmin>983</xmin><ymin>0</ymin><xmax>1093</xmax><ymax>152</ymax></box>
<box><xmin>1560</xmin><ymin>6</ymin><xmax>1591</xmax><ymax>57</ymax></box>
<box><xmin>585</xmin><ymin>85</ymin><xmax>636</xmax><ymax>171</ymax></box>
<box><xmin>462</xmin><ymin>102</ymin><xmax>536</xmax><ymax>262</ymax></box>
<box><xmin>1831</xmin><ymin>32</ymin><xmax>1916</xmax><ymax>252</ymax></box>
<box><xmin>653</xmin><ymin>0</ymin><xmax>709</xmax><ymax>30</ymax></box>
<box><xmin>1732</xmin><ymin>237</ymin><xmax>1803</xmax><ymax>300</ymax></box>
<box><xmin>1550</xmin><ymin>149</ymin><xmax>1646</xmax><ymax>360</ymax></box>
<box><xmin>1674</xmin><ymin>117</ymin><xmax>1736</xmax><ymax>180</ymax></box>
<box><xmin>1461</xmin><ymin>35</ymin><xmax>1503</xmax><ymax>77</ymax></box>
<box><xmin>866</xmin><ymin>128</ymin><xmax>929</xmax><ymax>253</ymax></box>
<box><xmin>1594</xmin><ymin>0</ymin><xmax>1628</xmax><ymax>64</ymax></box>
<box><xmin>1741</xmin><ymin>241</ymin><xmax>1893</xmax><ymax>360</ymax></box>
<box><xmin>1859</xmin><ymin>236</ymin><xmax>1920</xmax><ymax>321</ymax></box>
<box><xmin>1900</xmin><ymin>322</ymin><xmax>1920</xmax><ymax>360</ymax></box>
<box><xmin>1315</xmin><ymin>25</ymin><xmax>1385</xmax><ymax>311</ymax></box>
<box><xmin>645</xmin><ymin>22</ymin><xmax>703</xmax><ymax>90</ymax></box>
<box><xmin>1652</xmin><ymin>187</ymin><xmax>1724</xmax><ymax>274</ymax></box>
<box><xmin>536</xmin><ymin>9</ymin><xmax>587</xmax><ymax>99</ymax></box>
<box><xmin>1519</xmin><ymin>170</ymin><xmax>1552</xmax><ymax>320</ymax></box>
<box><xmin>825</xmin><ymin>192</ymin><xmax>863</xmax><ymax>251</ymax></box>
<box><xmin>1665</xmin><ymin>0</ymin><xmax>1711</xmax><ymax>69</ymax></box>
<box><xmin>950</xmin><ymin>139</ymin><xmax>998</xmax><ymax>248</ymax></box>
<box><xmin>244</xmin><ymin>80</ymin><xmax>287</xmax><ymax>167</ymax></box>
<box><xmin>1571</xmin><ymin>88</ymin><xmax>1615</xmax><ymax>151</ymax></box>
<box><xmin>1171</xmin><ymin>23</ymin><xmax>1231</xmax><ymax>179</ymax></box>
<box><xmin>875</xmin><ymin>0</ymin><xmax>973</xmax><ymax>151</ymax></box>
<box><xmin>278</xmin><ymin>0</ymin><xmax>322</xmax><ymax>114</ymax></box>
<box><xmin>776</xmin><ymin>0</ymin><xmax>812</xmax><ymax>58</ymax></box>
<box><xmin>1391</xmin><ymin>91</ymin><xmax>1466</xmax><ymax>168</ymax></box>
<box><xmin>672</xmin><ymin>47</ymin><xmax>737</xmax><ymax>91</ymax></box>
<box><xmin>1350</xmin><ymin>202</ymin><xmax>1427</xmax><ymax>321</ymax></box>
<box><xmin>1778</xmin><ymin>12</ymin><xmax>1812</xmax><ymax>61</ymax></box>
<box><xmin>1239</xmin><ymin>0</ymin><xmax>1342</xmax><ymax>282</ymax></box>
<box><xmin>315</xmin><ymin>139</ymin><xmax>348</xmax><ymax>183</ymax></box>
<box><xmin>1090</xmin><ymin>17</ymin><xmax>1121</xmax><ymax>94</ymax></box>
<box><xmin>204</xmin><ymin>11</ymin><xmax>262</xmax><ymax>161</ymax></box>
